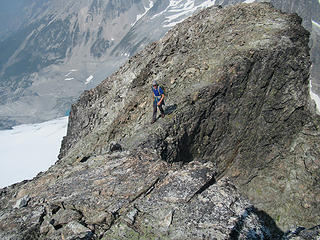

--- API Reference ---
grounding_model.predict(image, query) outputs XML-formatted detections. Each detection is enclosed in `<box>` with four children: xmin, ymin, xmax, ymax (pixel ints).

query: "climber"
<box><xmin>151</xmin><ymin>81</ymin><xmax>165</xmax><ymax>124</ymax></box>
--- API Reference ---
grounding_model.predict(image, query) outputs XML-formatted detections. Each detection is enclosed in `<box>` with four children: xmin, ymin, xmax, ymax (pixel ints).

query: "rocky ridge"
<box><xmin>0</xmin><ymin>3</ymin><xmax>320</xmax><ymax>239</ymax></box>
<box><xmin>218</xmin><ymin>0</ymin><xmax>320</xmax><ymax>101</ymax></box>
<box><xmin>0</xmin><ymin>0</ymin><xmax>217</xmax><ymax>129</ymax></box>
<box><xmin>1</xmin><ymin>0</ymin><xmax>320</xmax><ymax>130</ymax></box>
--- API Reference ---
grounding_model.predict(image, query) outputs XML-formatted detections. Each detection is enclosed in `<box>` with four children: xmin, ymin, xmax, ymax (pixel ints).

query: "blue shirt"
<box><xmin>152</xmin><ymin>86</ymin><xmax>164</xmax><ymax>103</ymax></box>
<box><xmin>152</xmin><ymin>86</ymin><xmax>164</xmax><ymax>96</ymax></box>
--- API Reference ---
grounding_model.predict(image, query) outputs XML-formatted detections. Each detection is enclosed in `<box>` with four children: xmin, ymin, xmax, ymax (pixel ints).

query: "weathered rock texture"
<box><xmin>0</xmin><ymin>151</ymin><xmax>280</xmax><ymax>239</ymax></box>
<box><xmin>0</xmin><ymin>2</ymin><xmax>319</xmax><ymax>239</ymax></box>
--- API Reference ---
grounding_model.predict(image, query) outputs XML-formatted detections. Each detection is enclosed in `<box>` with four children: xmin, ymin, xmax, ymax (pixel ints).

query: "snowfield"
<box><xmin>0</xmin><ymin>117</ymin><xmax>68</xmax><ymax>189</ymax></box>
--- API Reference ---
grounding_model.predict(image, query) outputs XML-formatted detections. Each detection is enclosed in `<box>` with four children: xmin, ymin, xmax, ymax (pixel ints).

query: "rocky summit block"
<box><xmin>0</xmin><ymin>2</ymin><xmax>320</xmax><ymax>239</ymax></box>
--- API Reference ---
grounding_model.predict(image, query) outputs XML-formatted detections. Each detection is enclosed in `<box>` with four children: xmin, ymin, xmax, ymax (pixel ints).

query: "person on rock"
<box><xmin>151</xmin><ymin>81</ymin><xmax>165</xmax><ymax>124</ymax></box>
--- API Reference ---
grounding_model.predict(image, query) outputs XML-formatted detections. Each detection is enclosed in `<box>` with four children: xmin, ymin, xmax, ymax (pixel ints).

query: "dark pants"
<box><xmin>153</xmin><ymin>100</ymin><xmax>165</xmax><ymax>121</ymax></box>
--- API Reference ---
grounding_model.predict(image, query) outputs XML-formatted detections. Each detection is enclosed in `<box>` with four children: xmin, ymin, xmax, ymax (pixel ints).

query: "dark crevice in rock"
<box><xmin>38</xmin><ymin>208</ymin><xmax>47</xmax><ymax>226</ymax></box>
<box><xmin>284</xmin><ymin>225</ymin><xmax>320</xmax><ymax>239</ymax></box>
<box><xmin>60</xmin><ymin>202</ymin><xmax>66</xmax><ymax>210</ymax></box>
<box><xmin>129</xmin><ymin>176</ymin><xmax>162</xmax><ymax>203</ymax></box>
<box><xmin>109</xmin><ymin>141</ymin><xmax>122</xmax><ymax>152</ymax></box>
<box><xmin>75</xmin><ymin>208</ymin><xmax>89</xmax><ymax>226</ymax></box>
<box><xmin>242</xmin><ymin>174</ymin><xmax>258</xmax><ymax>186</ymax></box>
<box><xmin>188</xmin><ymin>175</ymin><xmax>217</xmax><ymax>202</ymax></box>
<box><xmin>51</xmin><ymin>205</ymin><xmax>61</xmax><ymax>215</ymax></box>
<box><xmin>159</xmin><ymin>110</ymin><xmax>209</xmax><ymax>164</ymax></box>
<box><xmin>80</xmin><ymin>156</ymin><xmax>91</xmax><ymax>163</ymax></box>
<box><xmin>176</xmin><ymin>131</ymin><xmax>195</xmax><ymax>164</ymax></box>
<box><xmin>108</xmin><ymin>211</ymin><xmax>120</xmax><ymax>229</ymax></box>
<box><xmin>53</xmin><ymin>223</ymin><xmax>63</xmax><ymax>231</ymax></box>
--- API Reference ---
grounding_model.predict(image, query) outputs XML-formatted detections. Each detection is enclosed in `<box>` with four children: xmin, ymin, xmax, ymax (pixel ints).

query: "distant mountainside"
<box><xmin>0</xmin><ymin>0</ymin><xmax>319</xmax><ymax>129</ymax></box>
<box><xmin>0</xmin><ymin>0</ymin><xmax>216</xmax><ymax>129</ymax></box>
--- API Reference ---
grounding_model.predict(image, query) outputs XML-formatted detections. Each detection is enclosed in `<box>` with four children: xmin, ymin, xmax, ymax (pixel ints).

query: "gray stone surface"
<box><xmin>58</xmin><ymin>2</ymin><xmax>319</xmax><ymax>230</ymax></box>
<box><xmin>0</xmin><ymin>150</ymin><xmax>280</xmax><ymax>239</ymax></box>
<box><xmin>217</xmin><ymin>0</ymin><xmax>320</xmax><ymax>97</ymax></box>
<box><xmin>0</xmin><ymin>3</ymin><xmax>319</xmax><ymax>239</ymax></box>
<box><xmin>13</xmin><ymin>194</ymin><xmax>30</xmax><ymax>209</ymax></box>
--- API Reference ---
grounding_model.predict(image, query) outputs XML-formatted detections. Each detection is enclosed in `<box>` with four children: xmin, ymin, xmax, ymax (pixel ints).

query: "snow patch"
<box><xmin>197</xmin><ymin>0</ymin><xmax>217</xmax><ymax>8</ymax></box>
<box><xmin>85</xmin><ymin>75</ymin><xmax>94</xmax><ymax>85</ymax></box>
<box><xmin>312</xmin><ymin>20</ymin><xmax>320</xmax><ymax>31</ymax></box>
<box><xmin>162</xmin><ymin>0</ymin><xmax>216</xmax><ymax>28</ymax></box>
<box><xmin>310</xmin><ymin>81</ymin><xmax>320</xmax><ymax>113</ymax></box>
<box><xmin>312</xmin><ymin>20</ymin><xmax>320</xmax><ymax>36</ymax></box>
<box><xmin>244</xmin><ymin>0</ymin><xmax>255</xmax><ymax>3</ymax></box>
<box><xmin>70</xmin><ymin>69</ymin><xmax>78</xmax><ymax>72</ymax></box>
<box><xmin>310</xmin><ymin>91</ymin><xmax>320</xmax><ymax>113</ymax></box>
<box><xmin>65</xmin><ymin>77</ymin><xmax>75</xmax><ymax>81</ymax></box>
<box><xmin>132</xmin><ymin>0</ymin><xmax>154</xmax><ymax>26</ymax></box>
<box><xmin>0</xmin><ymin>117</ymin><xmax>68</xmax><ymax>189</ymax></box>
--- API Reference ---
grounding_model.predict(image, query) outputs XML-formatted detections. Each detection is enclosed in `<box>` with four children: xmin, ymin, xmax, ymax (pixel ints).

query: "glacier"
<box><xmin>0</xmin><ymin>117</ymin><xmax>68</xmax><ymax>189</ymax></box>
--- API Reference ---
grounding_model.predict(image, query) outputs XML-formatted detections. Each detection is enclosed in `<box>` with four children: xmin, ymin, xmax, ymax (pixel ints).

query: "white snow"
<box><xmin>65</xmin><ymin>77</ymin><xmax>75</xmax><ymax>81</ymax></box>
<box><xmin>197</xmin><ymin>0</ymin><xmax>217</xmax><ymax>8</ymax></box>
<box><xmin>312</xmin><ymin>20</ymin><xmax>320</xmax><ymax>28</ymax></box>
<box><xmin>310</xmin><ymin>81</ymin><xmax>320</xmax><ymax>113</ymax></box>
<box><xmin>310</xmin><ymin>90</ymin><xmax>320</xmax><ymax>112</ymax></box>
<box><xmin>244</xmin><ymin>0</ymin><xmax>255</xmax><ymax>3</ymax></box>
<box><xmin>157</xmin><ymin>0</ymin><xmax>216</xmax><ymax>28</ymax></box>
<box><xmin>85</xmin><ymin>75</ymin><xmax>94</xmax><ymax>85</ymax></box>
<box><xmin>132</xmin><ymin>0</ymin><xmax>154</xmax><ymax>26</ymax></box>
<box><xmin>70</xmin><ymin>69</ymin><xmax>78</xmax><ymax>72</ymax></box>
<box><xmin>0</xmin><ymin>117</ymin><xmax>68</xmax><ymax>189</ymax></box>
<box><xmin>312</xmin><ymin>20</ymin><xmax>320</xmax><ymax>35</ymax></box>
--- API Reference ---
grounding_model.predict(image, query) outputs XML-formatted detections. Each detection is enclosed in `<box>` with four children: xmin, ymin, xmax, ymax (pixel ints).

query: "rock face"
<box><xmin>261</xmin><ymin>0</ymin><xmax>320</xmax><ymax>102</ymax></box>
<box><xmin>0</xmin><ymin>3</ymin><xmax>319</xmax><ymax>239</ymax></box>
<box><xmin>219</xmin><ymin>0</ymin><xmax>320</xmax><ymax>97</ymax></box>
<box><xmin>0</xmin><ymin>151</ymin><xmax>280</xmax><ymax>239</ymax></box>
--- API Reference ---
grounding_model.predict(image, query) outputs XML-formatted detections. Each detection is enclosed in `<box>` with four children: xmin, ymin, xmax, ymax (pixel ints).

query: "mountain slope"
<box><xmin>1</xmin><ymin>3</ymin><xmax>320</xmax><ymax>239</ymax></box>
<box><xmin>0</xmin><ymin>0</ymin><xmax>217</xmax><ymax>129</ymax></box>
<box><xmin>58</xmin><ymin>2</ymin><xmax>319</xmax><ymax>231</ymax></box>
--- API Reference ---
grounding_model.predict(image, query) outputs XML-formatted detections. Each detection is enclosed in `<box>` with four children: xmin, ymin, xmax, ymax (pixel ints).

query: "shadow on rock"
<box><xmin>284</xmin><ymin>225</ymin><xmax>320</xmax><ymax>240</ymax></box>
<box><xmin>164</xmin><ymin>104</ymin><xmax>177</xmax><ymax>115</ymax></box>
<box><xmin>229</xmin><ymin>206</ymin><xmax>284</xmax><ymax>240</ymax></box>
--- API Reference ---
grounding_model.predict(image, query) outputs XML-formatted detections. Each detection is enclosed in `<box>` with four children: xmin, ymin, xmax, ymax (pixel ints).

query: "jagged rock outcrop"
<box><xmin>218</xmin><ymin>0</ymin><xmax>320</xmax><ymax>98</ymax></box>
<box><xmin>58</xmin><ymin>2</ymin><xmax>320</xmax><ymax>230</ymax></box>
<box><xmin>0</xmin><ymin>2</ymin><xmax>319</xmax><ymax>239</ymax></box>
<box><xmin>0</xmin><ymin>150</ymin><xmax>280</xmax><ymax>239</ymax></box>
